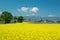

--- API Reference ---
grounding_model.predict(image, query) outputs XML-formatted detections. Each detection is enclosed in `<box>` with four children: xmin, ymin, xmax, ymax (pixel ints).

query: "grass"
<box><xmin>0</xmin><ymin>22</ymin><xmax>60</xmax><ymax>40</ymax></box>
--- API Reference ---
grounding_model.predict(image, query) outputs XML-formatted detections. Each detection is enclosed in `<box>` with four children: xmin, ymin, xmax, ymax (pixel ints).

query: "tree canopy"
<box><xmin>1</xmin><ymin>11</ymin><xmax>13</xmax><ymax>23</ymax></box>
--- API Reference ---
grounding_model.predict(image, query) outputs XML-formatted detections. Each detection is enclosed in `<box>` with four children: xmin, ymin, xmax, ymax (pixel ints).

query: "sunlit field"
<box><xmin>0</xmin><ymin>22</ymin><xmax>60</xmax><ymax>40</ymax></box>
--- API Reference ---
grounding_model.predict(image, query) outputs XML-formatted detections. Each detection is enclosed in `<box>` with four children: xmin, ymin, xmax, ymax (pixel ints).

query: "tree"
<box><xmin>57</xmin><ymin>21</ymin><xmax>60</xmax><ymax>23</ymax></box>
<box><xmin>1</xmin><ymin>11</ymin><xmax>13</xmax><ymax>23</ymax></box>
<box><xmin>13</xmin><ymin>16</ymin><xmax>17</xmax><ymax>23</ymax></box>
<box><xmin>39</xmin><ymin>19</ymin><xmax>43</xmax><ymax>22</ymax></box>
<box><xmin>17</xmin><ymin>16</ymin><xmax>24</xmax><ymax>23</ymax></box>
<box><xmin>14</xmin><ymin>16</ymin><xmax>17</xmax><ymax>20</ymax></box>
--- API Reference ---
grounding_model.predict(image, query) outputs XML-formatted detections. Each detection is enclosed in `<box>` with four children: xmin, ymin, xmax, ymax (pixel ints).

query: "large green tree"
<box><xmin>17</xmin><ymin>16</ymin><xmax>24</xmax><ymax>23</ymax></box>
<box><xmin>1</xmin><ymin>11</ymin><xmax>13</xmax><ymax>23</ymax></box>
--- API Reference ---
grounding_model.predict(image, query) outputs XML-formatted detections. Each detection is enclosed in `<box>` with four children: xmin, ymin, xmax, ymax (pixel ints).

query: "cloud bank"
<box><xmin>48</xmin><ymin>14</ymin><xmax>55</xmax><ymax>17</ymax></box>
<box><xmin>17</xmin><ymin>7</ymin><xmax>39</xmax><ymax>13</ymax></box>
<box><xmin>31</xmin><ymin>7</ymin><xmax>39</xmax><ymax>13</ymax></box>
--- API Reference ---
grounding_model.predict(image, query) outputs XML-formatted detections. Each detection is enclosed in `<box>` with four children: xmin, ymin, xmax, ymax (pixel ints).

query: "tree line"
<box><xmin>0</xmin><ymin>11</ymin><xmax>60</xmax><ymax>24</ymax></box>
<box><xmin>0</xmin><ymin>11</ymin><xmax>24</xmax><ymax>24</ymax></box>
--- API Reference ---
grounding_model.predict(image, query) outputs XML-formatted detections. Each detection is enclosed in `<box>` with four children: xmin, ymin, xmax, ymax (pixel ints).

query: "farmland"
<box><xmin>0</xmin><ymin>22</ymin><xmax>60</xmax><ymax>40</ymax></box>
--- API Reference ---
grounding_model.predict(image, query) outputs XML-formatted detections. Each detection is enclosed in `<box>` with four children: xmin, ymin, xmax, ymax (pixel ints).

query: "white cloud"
<box><xmin>48</xmin><ymin>14</ymin><xmax>55</xmax><ymax>17</ymax></box>
<box><xmin>17</xmin><ymin>7</ymin><xmax>39</xmax><ymax>13</ymax></box>
<box><xmin>17</xmin><ymin>7</ymin><xmax>29</xmax><ymax>12</ymax></box>
<box><xmin>26</xmin><ymin>13</ymin><xmax>36</xmax><ymax>16</ymax></box>
<box><xmin>26</xmin><ymin>15</ymin><xmax>30</xmax><ymax>16</ymax></box>
<box><xmin>31</xmin><ymin>13</ymin><xmax>36</xmax><ymax>16</ymax></box>
<box><xmin>31</xmin><ymin>7</ymin><xmax>39</xmax><ymax>13</ymax></box>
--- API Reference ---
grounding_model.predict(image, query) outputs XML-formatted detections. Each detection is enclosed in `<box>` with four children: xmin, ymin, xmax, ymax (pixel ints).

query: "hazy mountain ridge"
<box><xmin>24</xmin><ymin>16</ymin><xmax>60</xmax><ymax>21</ymax></box>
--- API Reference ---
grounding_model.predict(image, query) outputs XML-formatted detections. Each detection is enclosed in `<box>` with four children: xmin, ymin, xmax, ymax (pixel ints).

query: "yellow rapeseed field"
<box><xmin>0</xmin><ymin>22</ymin><xmax>60</xmax><ymax>40</ymax></box>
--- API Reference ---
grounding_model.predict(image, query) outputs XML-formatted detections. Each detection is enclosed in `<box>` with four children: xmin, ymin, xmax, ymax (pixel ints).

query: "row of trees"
<box><xmin>0</xmin><ymin>11</ymin><xmax>24</xmax><ymax>24</ymax></box>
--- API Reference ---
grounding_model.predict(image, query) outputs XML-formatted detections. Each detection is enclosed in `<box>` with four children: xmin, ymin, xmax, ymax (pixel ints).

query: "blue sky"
<box><xmin>0</xmin><ymin>0</ymin><xmax>60</xmax><ymax>17</ymax></box>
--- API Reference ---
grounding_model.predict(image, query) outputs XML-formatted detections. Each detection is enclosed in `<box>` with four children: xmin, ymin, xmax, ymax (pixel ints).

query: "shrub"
<box><xmin>17</xmin><ymin>16</ymin><xmax>24</xmax><ymax>23</ymax></box>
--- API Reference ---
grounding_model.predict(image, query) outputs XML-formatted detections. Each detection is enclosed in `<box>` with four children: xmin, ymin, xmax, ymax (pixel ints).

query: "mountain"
<box><xmin>24</xmin><ymin>16</ymin><xmax>60</xmax><ymax>21</ymax></box>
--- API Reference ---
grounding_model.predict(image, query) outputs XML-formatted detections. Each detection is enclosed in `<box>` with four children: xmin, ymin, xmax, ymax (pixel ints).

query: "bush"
<box><xmin>57</xmin><ymin>21</ymin><xmax>60</xmax><ymax>23</ymax></box>
<box><xmin>17</xmin><ymin>16</ymin><xmax>24</xmax><ymax>23</ymax></box>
